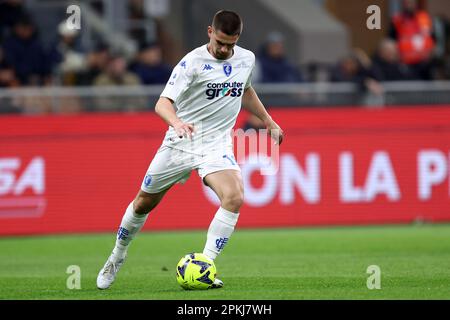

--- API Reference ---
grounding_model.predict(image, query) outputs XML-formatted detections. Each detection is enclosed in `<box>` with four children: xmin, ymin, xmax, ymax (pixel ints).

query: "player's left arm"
<box><xmin>242</xmin><ymin>86</ymin><xmax>284</xmax><ymax>145</ymax></box>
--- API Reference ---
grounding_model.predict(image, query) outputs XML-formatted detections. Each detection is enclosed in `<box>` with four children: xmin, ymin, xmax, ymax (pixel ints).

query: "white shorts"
<box><xmin>140</xmin><ymin>144</ymin><xmax>240</xmax><ymax>194</ymax></box>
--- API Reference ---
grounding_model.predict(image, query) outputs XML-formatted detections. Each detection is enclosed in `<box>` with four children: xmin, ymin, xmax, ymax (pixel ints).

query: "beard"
<box><xmin>215</xmin><ymin>52</ymin><xmax>227</xmax><ymax>59</ymax></box>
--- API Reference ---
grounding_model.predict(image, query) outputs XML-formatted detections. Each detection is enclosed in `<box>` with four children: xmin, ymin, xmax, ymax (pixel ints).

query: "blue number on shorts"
<box><xmin>223</xmin><ymin>155</ymin><xmax>236</xmax><ymax>166</ymax></box>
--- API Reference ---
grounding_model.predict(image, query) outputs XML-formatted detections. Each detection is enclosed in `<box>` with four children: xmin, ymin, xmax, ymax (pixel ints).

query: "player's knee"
<box><xmin>221</xmin><ymin>191</ymin><xmax>244</xmax><ymax>212</ymax></box>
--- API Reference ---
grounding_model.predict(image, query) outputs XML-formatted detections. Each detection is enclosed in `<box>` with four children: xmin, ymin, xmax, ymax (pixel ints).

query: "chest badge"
<box><xmin>223</xmin><ymin>62</ymin><xmax>232</xmax><ymax>77</ymax></box>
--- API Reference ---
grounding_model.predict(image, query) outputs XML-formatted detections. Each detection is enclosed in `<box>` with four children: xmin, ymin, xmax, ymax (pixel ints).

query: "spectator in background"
<box><xmin>0</xmin><ymin>62</ymin><xmax>19</xmax><ymax>88</ymax></box>
<box><xmin>0</xmin><ymin>47</ymin><xmax>19</xmax><ymax>88</ymax></box>
<box><xmin>130</xmin><ymin>42</ymin><xmax>172</xmax><ymax>85</ymax></box>
<box><xmin>431</xmin><ymin>14</ymin><xmax>450</xmax><ymax>80</ymax></box>
<box><xmin>331</xmin><ymin>49</ymin><xmax>383</xmax><ymax>97</ymax></box>
<box><xmin>0</xmin><ymin>0</ymin><xmax>27</xmax><ymax>42</ymax></box>
<box><xmin>75</xmin><ymin>43</ymin><xmax>110</xmax><ymax>86</ymax></box>
<box><xmin>389</xmin><ymin>0</ymin><xmax>436</xmax><ymax>80</ymax></box>
<box><xmin>48</xmin><ymin>22</ymin><xmax>86</xmax><ymax>86</ymax></box>
<box><xmin>256</xmin><ymin>31</ymin><xmax>303</xmax><ymax>83</ymax></box>
<box><xmin>371</xmin><ymin>39</ymin><xmax>413</xmax><ymax>81</ymax></box>
<box><xmin>93</xmin><ymin>54</ymin><xmax>144</xmax><ymax>112</ymax></box>
<box><xmin>1</xmin><ymin>14</ymin><xmax>51</xmax><ymax>85</ymax></box>
<box><xmin>331</xmin><ymin>53</ymin><xmax>368</xmax><ymax>83</ymax></box>
<box><xmin>0</xmin><ymin>47</ymin><xmax>21</xmax><ymax>113</ymax></box>
<box><xmin>94</xmin><ymin>54</ymin><xmax>141</xmax><ymax>87</ymax></box>
<box><xmin>128</xmin><ymin>0</ymin><xmax>147</xmax><ymax>46</ymax></box>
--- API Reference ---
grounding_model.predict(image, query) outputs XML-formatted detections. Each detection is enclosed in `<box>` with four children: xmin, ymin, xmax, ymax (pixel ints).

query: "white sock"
<box><xmin>203</xmin><ymin>207</ymin><xmax>239</xmax><ymax>261</ymax></box>
<box><xmin>110</xmin><ymin>201</ymin><xmax>148</xmax><ymax>263</ymax></box>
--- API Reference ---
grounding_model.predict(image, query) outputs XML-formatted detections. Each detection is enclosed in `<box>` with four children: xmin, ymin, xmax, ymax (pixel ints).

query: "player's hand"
<box><xmin>266</xmin><ymin>119</ymin><xmax>284</xmax><ymax>145</ymax></box>
<box><xmin>173</xmin><ymin>120</ymin><xmax>195</xmax><ymax>139</ymax></box>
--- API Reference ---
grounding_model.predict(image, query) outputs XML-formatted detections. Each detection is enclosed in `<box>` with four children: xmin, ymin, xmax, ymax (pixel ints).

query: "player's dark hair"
<box><xmin>212</xmin><ymin>10</ymin><xmax>243</xmax><ymax>36</ymax></box>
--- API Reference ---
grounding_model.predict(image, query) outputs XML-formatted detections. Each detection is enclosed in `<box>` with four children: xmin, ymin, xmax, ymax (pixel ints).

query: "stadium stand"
<box><xmin>0</xmin><ymin>0</ymin><xmax>449</xmax><ymax>114</ymax></box>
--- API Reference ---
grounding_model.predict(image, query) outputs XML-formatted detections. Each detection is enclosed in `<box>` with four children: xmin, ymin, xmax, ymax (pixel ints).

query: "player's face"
<box><xmin>207</xmin><ymin>26</ymin><xmax>240</xmax><ymax>60</ymax></box>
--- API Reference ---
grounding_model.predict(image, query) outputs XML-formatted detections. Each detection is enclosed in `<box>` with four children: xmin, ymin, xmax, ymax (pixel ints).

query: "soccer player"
<box><xmin>97</xmin><ymin>10</ymin><xmax>284</xmax><ymax>289</ymax></box>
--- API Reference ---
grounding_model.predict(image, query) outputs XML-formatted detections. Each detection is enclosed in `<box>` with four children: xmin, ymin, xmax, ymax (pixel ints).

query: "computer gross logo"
<box><xmin>205</xmin><ymin>82</ymin><xmax>244</xmax><ymax>100</ymax></box>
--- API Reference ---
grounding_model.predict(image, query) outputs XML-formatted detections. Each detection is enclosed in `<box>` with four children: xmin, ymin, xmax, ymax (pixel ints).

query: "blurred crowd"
<box><xmin>1</xmin><ymin>0</ymin><xmax>450</xmax><ymax>113</ymax></box>
<box><xmin>0</xmin><ymin>0</ymin><xmax>173</xmax><ymax>90</ymax></box>
<box><xmin>254</xmin><ymin>0</ymin><xmax>450</xmax><ymax>92</ymax></box>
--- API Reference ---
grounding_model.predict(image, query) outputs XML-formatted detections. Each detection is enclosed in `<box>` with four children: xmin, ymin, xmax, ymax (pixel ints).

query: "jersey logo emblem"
<box><xmin>143</xmin><ymin>174</ymin><xmax>152</xmax><ymax>187</ymax></box>
<box><xmin>215</xmin><ymin>237</ymin><xmax>229</xmax><ymax>250</ymax></box>
<box><xmin>223</xmin><ymin>62</ymin><xmax>232</xmax><ymax>77</ymax></box>
<box><xmin>202</xmin><ymin>64</ymin><xmax>214</xmax><ymax>71</ymax></box>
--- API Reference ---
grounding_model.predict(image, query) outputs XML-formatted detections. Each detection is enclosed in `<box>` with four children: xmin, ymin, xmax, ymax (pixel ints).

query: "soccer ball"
<box><xmin>176</xmin><ymin>253</ymin><xmax>217</xmax><ymax>290</ymax></box>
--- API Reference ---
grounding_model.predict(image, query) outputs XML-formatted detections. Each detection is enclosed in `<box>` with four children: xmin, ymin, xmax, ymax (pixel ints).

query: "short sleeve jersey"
<box><xmin>160</xmin><ymin>44</ymin><xmax>255</xmax><ymax>154</ymax></box>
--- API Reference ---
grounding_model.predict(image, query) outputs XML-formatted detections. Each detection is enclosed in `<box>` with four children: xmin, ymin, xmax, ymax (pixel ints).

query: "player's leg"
<box><xmin>97</xmin><ymin>145</ymin><xmax>193</xmax><ymax>289</ymax></box>
<box><xmin>97</xmin><ymin>188</ymin><xmax>170</xmax><ymax>290</ymax></box>
<box><xmin>202</xmin><ymin>169</ymin><xmax>244</xmax><ymax>261</ymax></box>
<box><xmin>110</xmin><ymin>189</ymin><xmax>170</xmax><ymax>263</ymax></box>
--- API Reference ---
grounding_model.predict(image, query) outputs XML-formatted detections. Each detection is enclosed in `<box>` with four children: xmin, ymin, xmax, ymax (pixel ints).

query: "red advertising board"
<box><xmin>1</xmin><ymin>106</ymin><xmax>450</xmax><ymax>235</ymax></box>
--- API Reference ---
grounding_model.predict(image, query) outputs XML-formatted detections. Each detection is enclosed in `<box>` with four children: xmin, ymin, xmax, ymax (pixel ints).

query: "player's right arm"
<box><xmin>155</xmin><ymin>97</ymin><xmax>194</xmax><ymax>139</ymax></box>
<box><xmin>157</xmin><ymin>55</ymin><xmax>197</xmax><ymax>139</ymax></box>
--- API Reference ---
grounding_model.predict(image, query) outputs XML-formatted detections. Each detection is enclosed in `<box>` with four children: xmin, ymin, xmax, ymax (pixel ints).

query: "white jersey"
<box><xmin>160</xmin><ymin>44</ymin><xmax>255</xmax><ymax>155</ymax></box>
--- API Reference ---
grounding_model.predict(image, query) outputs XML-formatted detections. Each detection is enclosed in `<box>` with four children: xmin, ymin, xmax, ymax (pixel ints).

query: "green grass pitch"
<box><xmin>0</xmin><ymin>224</ymin><xmax>449</xmax><ymax>300</ymax></box>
